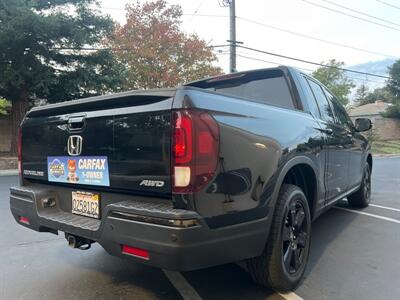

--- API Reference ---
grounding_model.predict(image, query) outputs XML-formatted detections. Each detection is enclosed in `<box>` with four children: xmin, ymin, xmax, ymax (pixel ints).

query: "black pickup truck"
<box><xmin>10</xmin><ymin>66</ymin><xmax>372</xmax><ymax>291</ymax></box>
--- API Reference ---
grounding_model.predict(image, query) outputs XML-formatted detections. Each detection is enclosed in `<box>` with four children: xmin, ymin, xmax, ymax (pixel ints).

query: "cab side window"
<box><xmin>306</xmin><ymin>79</ymin><xmax>335</xmax><ymax>123</ymax></box>
<box><xmin>301</xmin><ymin>75</ymin><xmax>322</xmax><ymax>118</ymax></box>
<box><xmin>323</xmin><ymin>88</ymin><xmax>354</xmax><ymax>130</ymax></box>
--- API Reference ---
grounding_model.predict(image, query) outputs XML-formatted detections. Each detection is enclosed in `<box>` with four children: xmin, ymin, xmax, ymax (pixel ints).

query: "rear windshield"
<box><xmin>187</xmin><ymin>69</ymin><xmax>295</xmax><ymax>109</ymax></box>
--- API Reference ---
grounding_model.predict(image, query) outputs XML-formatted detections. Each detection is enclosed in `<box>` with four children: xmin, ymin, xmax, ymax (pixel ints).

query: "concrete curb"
<box><xmin>373</xmin><ymin>154</ymin><xmax>400</xmax><ymax>158</ymax></box>
<box><xmin>0</xmin><ymin>169</ymin><xmax>18</xmax><ymax>176</ymax></box>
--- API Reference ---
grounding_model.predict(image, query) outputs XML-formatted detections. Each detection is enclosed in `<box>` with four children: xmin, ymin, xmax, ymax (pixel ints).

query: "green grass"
<box><xmin>371</xmin><ymin>140</ymin><xmax>400</xmax><ymax>155</ymax></box>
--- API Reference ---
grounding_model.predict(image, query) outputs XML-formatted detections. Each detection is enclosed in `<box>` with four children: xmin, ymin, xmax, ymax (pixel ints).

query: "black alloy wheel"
<box><xmin>282</xmin><ymin>198</ymin><xmax>309</xmax><ymax>275</ymax></box>
<box><xmin>348</xmin><ymin>163</ymin><xmax>372</xmax><ymax>208</ymax></box>
<box><xmin>246</xmin><ymin>184</ymin><xmax>311</xmax><ymax>292</ymax></box>
<box><xmin>363</xmin><ymin>166</ymin><xmax>371</xmax><ymax>202</ymax></box>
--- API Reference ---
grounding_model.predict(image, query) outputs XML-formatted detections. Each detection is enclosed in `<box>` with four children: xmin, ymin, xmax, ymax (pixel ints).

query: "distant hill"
<box><xmin>349</xmin><ymin>58</ymin><xmax>396</xmax><ymax>76</ymax></box>
<box><xmin>346</xmin><ymin>58</ymin><xmax>397</xmax><ymax>102</ymax></box>
<box><xmin>346</xmin><ymin>58</ymin><xmax>397</xmax><ymax>95</ymax></box>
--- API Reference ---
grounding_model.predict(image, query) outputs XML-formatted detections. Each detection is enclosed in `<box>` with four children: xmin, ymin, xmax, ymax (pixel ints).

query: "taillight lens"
<box><xmin>19</xmin><ymin>216</ymin><xmax>30</xmax><ymax>225</ymax></box>
<box><xmin>171</xmin><ymin>110</ymin><xmax>219</xmax><ymax>193</ymax></box>
<box><xmin>18</xmin><ymin>127</ymin><xmax>22</xmax><ymax>177</ymax></box>
<box><xmin>173</xmin><ymin>114</ymin><xmax>192</xmax><ymax>164</ymax></box>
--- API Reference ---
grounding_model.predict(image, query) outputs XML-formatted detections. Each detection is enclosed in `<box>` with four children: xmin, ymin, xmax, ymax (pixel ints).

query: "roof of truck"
<box><xmin>27</xmin><ymin>66</ymin><xmax>294</xmax><ymax>117</ymax></box>
<box><xmin>185</xmin><ymin>66</ymin><xmax>289</xmax><ymax>88</ymax></box>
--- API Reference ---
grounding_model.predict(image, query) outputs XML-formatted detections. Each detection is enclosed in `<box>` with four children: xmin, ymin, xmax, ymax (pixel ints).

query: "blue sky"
<box><xmin>100</xmin><ymin>0</ymin><xmax>399</xmax><ymax>85</ymax></box>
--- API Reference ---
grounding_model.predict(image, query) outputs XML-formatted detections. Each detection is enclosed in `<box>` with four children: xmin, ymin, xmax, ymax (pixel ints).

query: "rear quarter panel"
<box><xmin>173</xmin><ymin>87</ymin><xmax>326</xmax><ymax>228</ymax></box>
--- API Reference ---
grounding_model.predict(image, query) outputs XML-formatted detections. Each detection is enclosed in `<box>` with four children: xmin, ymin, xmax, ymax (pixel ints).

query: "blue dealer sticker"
<box><xmin>47</xmin><ymin>156</ymin><xmax>110</xmax><ymax>187</ymax></box>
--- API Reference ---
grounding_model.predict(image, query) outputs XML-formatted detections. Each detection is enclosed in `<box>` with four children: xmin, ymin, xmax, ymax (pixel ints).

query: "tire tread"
<box><xmin>247</xmin><ymin>184</ymin><xmax>310</xmax><ymax>292</ymax></box>
<box><xmin>348</xmin><ymin>164</ymin><xmax>371</xmax><ymax>208</ymax></box>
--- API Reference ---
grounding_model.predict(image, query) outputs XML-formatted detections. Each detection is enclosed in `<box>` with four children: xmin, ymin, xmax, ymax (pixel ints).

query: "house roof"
<box><xmin>349</xmin><ymin>101</ymin><xmax>389</xmax><ymax>117</ymax></box>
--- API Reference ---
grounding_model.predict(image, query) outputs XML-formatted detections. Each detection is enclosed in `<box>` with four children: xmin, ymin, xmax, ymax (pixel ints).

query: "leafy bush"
<box><xmin>0</xmin><ymin>98</ymin><xmax>10</xmax><ymax>115</ymax></box>
<box><xmin>382</xmin><ymin>103</ymin><xmax>400</xmax><ymax>118</ymax></box>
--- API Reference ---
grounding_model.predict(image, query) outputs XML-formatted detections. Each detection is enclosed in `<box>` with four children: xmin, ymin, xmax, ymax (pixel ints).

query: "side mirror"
<box><xmin>355</xmin><ymin>118</ymin><xmax>372</xmax><ymax>132</ymax></box>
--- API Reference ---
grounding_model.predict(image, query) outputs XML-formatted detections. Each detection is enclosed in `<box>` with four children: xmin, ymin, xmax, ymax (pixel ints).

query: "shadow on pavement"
<box><xmin>181</xmin><ymin>203</ymin><xmax>359</xmax><ymax>298</ymax></box>
<box><xmin>305</xmin><ymin>203</ymin><xmax>358</xmax><ymax>277</ymax></box>
<box><xmin>183</xmin><ymin>263</ymin><xmax>278</xmax><ymax>299</ymax></box>
<box><xmin>56</xmin><ymin>244</ymin><xmax>181</xmax><ymax>300</ymax></box>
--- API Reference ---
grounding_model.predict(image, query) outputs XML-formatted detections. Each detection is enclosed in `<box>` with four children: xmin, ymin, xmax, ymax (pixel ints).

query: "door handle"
<box><xmin>68</xmin><ymin>116</ymin><xmax>86</xmax><ymax>132</ymax></box>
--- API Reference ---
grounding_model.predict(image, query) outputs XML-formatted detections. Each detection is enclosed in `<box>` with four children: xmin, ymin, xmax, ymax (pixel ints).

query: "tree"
<box><xmin>108</xmin><ymin>0</ymin><xmax>222</xmax><ymax>90</ymax></box>
<box><xmin>0</xmin><ymin>98</ymin><xmax>11</xmax><ymax>115</ymax></box>
<box><xmin>354</xmin><ymin>84</ymin><xmax>369</xmax><ymax>106</ymax></box>
<box><xmin>0</xmin><ymin>0</ymin><xmax>123</xmax><ymax>153</ymax></box>
<box><xmin>383</xmin><ymin>60</ymin><xmax>400</xmax><ymax>118</ymax></box>
<box><xmin>388</xmin><ymin>60</ymin><xmax>400</xmax><ymax>99</ymax></box>
<box><xmin>363</xmin><ymin>86</ymin><xmax>393</xmax><ymax>105</ymax></box>
<box><xmin>312</xmin><ymin>59</ymin><xmax>355</xmax><ymax>106</ymax></box>
<box><xmin>382</xmin><ymin>105</ymin><xmax>400</xmax><ymax>118</ymax></box>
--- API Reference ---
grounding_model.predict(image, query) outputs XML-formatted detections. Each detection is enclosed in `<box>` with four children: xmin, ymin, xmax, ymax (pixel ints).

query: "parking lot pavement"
<box><xmin>369</xmin><ymin>156</ymin><xmax>400</xmax><ymax>209</ymax></box>
<box><xmin>1</xmin><ymin>157</ymin><xmax>399</xmax><ymax>300</ymax></box>
<box><xmin>0</xmin><ymin>176</ymin><xmax>181</xmax><ymax>300</ymax></box>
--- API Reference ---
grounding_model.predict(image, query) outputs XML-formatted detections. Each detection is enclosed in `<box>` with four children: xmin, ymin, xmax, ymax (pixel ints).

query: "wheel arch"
<box><xmin>270</xmin><ymin>156</ymin><xmax>320</xmax><ymax>219</ymax></box>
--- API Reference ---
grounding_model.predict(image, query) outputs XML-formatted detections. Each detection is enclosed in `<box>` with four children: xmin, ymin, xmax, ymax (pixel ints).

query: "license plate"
<box><xmin>71</xmin><ymin>191</ymin><xmax>100</xmax><ymax>219</ymax></box>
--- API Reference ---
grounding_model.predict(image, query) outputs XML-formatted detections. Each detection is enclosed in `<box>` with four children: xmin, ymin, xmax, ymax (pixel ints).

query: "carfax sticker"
<box><xmin>47</xmin><ymin>156</ymin><xmax>110</xmax><ymax>187</ymax></box>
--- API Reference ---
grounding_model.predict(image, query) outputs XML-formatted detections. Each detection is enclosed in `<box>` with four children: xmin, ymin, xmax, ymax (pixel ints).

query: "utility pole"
<box><xmin>229</xmin><ymin>0</ymin><xmax>236</xmax><ymax>73</ymax></box>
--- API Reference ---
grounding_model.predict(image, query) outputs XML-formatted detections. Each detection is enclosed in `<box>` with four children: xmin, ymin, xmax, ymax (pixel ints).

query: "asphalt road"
<box><xmin>1</xmin><ymin>157</ymin><xmax>399</xmax><ymax>300</ymax></box>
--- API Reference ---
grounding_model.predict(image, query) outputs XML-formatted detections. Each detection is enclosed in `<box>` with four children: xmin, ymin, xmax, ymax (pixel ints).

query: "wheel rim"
<box><xmin>282</xmin><ymin>199</ymin><xmax>309</xmax><ymax>275</ymax></box>
<box><xmin>364</xmin><ymin>167</ymin><xmax>371</xmax><ymax>201</ymax></box>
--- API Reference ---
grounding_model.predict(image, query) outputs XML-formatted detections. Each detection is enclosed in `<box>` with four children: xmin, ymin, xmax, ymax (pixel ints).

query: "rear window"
<box><xmin>188</xmin><ymin>69</ymin><xmax>295</xmax><ymax>109</ymax></box>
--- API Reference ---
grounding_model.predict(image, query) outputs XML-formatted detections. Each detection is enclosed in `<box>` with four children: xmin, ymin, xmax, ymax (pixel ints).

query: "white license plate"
<box><xmin>71</xmin><ymin>191</ymin><xmax>100</xmax><ymax>219</ymax></box>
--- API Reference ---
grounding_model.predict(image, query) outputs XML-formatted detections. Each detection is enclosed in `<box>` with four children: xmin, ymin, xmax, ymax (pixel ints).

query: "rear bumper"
<box><xmin>10</xmin><ymin>185</ymin><xmax>268</xmax><ymax>271</ymax></box>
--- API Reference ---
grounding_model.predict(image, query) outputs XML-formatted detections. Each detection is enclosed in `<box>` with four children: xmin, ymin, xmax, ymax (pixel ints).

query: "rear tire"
<box><xmin>348</xmin><ymin>164</ymin><xmax>371</xmax><ymax>208</ymax></box>
<box><xmin>246</xmin><ymin>184</ymin><xmax>311</xmax><ymax>292</ymax></box>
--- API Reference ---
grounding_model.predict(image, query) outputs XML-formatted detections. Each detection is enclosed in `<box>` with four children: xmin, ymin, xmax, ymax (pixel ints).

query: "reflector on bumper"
<box><xmin>121</xmin><ymin>245</ymin><xmax>150</xmax><ymax>260</ymax></box>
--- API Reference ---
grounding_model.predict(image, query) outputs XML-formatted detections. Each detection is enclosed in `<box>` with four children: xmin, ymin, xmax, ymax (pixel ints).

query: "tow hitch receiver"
<box><xmin>65</xmin><ymin>233</ymin><xmax>94</xmax><ymax>250</ymax></box>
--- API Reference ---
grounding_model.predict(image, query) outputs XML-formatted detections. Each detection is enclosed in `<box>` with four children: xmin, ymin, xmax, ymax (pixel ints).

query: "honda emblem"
<box><xmin>67</xmin><ymin>135</ymin><xmax>83</xmax><ymax>156</ymax></box>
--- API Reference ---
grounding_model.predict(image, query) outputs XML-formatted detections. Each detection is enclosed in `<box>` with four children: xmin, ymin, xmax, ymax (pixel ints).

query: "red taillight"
<box><xmin>18</xmin><ymin>127</ymin><xmax>22</xmax><ymax>177</ymax></box>
<box><xmin>173</xmin><ymin>114</ymin><xmax>192</xmax><ymax>163</ymax></box>
<box><xmin>19</xmin><ymin>216</ymin><xmax>30</xmax><ymax>225</ymax></box>
<box><xmin>121</xmin><ymin>245</ymin><xmax>150</xmax><ymax>260</ymax></box>
<box><xmin>171</xmin><ymin>110</ymin><xmax>220</xmax><ymax>194</ymax></box>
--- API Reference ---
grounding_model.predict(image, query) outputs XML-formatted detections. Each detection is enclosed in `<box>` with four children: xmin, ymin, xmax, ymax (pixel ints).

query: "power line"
<box><xmin>215</xmin><ymin>51</ymin><xmax>230</xmax><ymax>55</ymax></box>
<box><xmin>237</xmin><ymin>53</ymin><xmax>307</xmax><ymax>69</ymax></box>
<box><xmin>187</xmin><ymin>0</ymin><xmax>209</xmax><ymax>23</ymax></box>
<box><xmin>182</xmin><ymin>13</ymin><xmax>226</xmax><ymax>18</ymax></box>
<box><xmin>338</xmin><ymin>74</ymin><xmax>386</xmax><ymax>84</ymax></box>
<box><xmin>298</xmin><ymin>0</ymin><xmax>400</xmax><ymax>32</ymax></box>
<box><xmin>102</xmin><ymin>4</ymin><xmax>398</xmax><ymax>58</ymax></box>
<box><xmin>50</xmin><ymin>45</ymin><xmax>230</xmax><ymax>51</ymax></box>
<box><xmin>102</xmin><ymin>6</ymin><xmax>227</xmax><ymax>18</ymax></box>
<box><xmin>52</xmin><ymin>5</ymin><xmax>394</xmax><ymax>82</ymax></box>
<box><xmin>237</xmin><ymin>45</ymin><xmax>391</xmax><ymax>79</ymax></box>
<box><xmin>51</xmin><ymin>45</ymin><xmax>389</xmax><ymax>83</ymax></box>
<box><xmin>207</xmin><ymin>44</ymin><xmax>231</xmax><ymax>48</ymax></box>
<box><xmin>237</xmin><ymin>16</ymin><xmax>398</xmax><ymax>58</ymax></box>
<box><xmin>236</xmin><ymin>52</ymin><xmax>387</xmax><ymax>84</ymax></box>
<box><xmin>319</xmin><ymin>0</ymin><xmax>400</xmax><ymax>28</ymax></box>
<box><xmin>376</xmin><ymin>0</ymin><xmax>400</xmax><ymax>11</ymax></box>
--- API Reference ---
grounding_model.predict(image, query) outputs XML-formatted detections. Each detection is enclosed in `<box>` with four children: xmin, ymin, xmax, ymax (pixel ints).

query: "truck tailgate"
<box><xmin>21</xmin><ymin>91</ymin><xmax>175</xmax><ymax>197</ymax></box>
